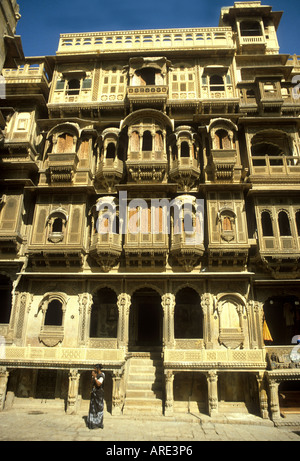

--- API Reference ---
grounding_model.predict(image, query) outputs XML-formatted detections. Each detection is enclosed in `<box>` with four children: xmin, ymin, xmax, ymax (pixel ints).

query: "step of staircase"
<box><xmin>123</xmin><ymin>354</ymin><xmax>164</xmax><ymax>415</ymax></box>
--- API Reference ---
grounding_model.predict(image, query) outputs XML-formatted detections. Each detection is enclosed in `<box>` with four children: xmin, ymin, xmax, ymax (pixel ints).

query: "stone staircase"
<box><xmin>123</xmin><ymin>352</ymin><xmax>164</xmax><ymax>415</ymax></box>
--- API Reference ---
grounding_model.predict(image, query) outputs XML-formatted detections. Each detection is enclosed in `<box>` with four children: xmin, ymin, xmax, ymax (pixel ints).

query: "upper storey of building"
<box><xmin>0</xmin><ymin>0</ymin><xmax>24</xmax><ymax>72</ymax></box>
<box><xmin>56</xmin><ymin>1</ymin><xmax>281</xmax><ymax>57</ymax></box>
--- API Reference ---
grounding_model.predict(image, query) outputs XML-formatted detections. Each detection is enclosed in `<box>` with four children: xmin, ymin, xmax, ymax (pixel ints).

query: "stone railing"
<box><xmin>164</xmin><ymin>348</ymin><xmax>266</xmax><ymax>368</ymax></box>
<box><xmin>240</xmin><ymin>36</ymin><xmax>265</xmax><ymax>45</ymax></box>
<box><xmin>251</xmin><ymin>155</ymin><xmax>300</xmax><ymax>177</ymax></box>
<box><xmin>127</xmin><ymin>85</ymin><xmax>168</xmax><ymax>103</ymax></box>
<box><xmin>57</xmin><ymin>27</ymin><xmax>234</xmax><ymax>55</ymax></box>
<box><xmin>0</xmin><ymin>345</ymin><xmax>124</xmax><ymax>367</ymax></box>
<box><xmin>3</xmin><ymin>61</ymin><xmax>50</xmax><ymax>84</ymax></box>
<box><xmin>288</xmin><ymin>55</ymin><xmax>300</xmax><ymax>69</ymax></box>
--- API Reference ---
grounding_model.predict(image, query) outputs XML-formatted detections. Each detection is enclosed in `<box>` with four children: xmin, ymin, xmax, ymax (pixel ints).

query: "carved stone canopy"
<box><xmin>127</xmin><ymin>57</ymin><xmax>172</xmax><ymax>75</ymax></box>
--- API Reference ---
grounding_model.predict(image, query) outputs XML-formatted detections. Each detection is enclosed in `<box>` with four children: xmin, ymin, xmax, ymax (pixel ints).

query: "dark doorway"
<box><xmin>129</xmin><ymin>288</ymin><xmax>162</xmax><ymax>350</ymax></box>
<box><xmin>279</xmin><ymin>381</ymin><xmax>300</xmax><ymax>415</ymax></box>
<box><xmin>263</xmin><ymin>296</ymin><xmax>300</xmax><ymax>345</ymax></box>
<box><xmin>0</xmin><ymin>275</ymin><xmax>12</xmax><ymax>324</ymax></box>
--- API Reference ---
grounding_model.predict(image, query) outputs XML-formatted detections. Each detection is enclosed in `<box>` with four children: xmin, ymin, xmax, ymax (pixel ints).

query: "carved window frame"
<box><xmin>38</xmin><ymin>293</ymin><xmax>68</xmax><ymax>347</ymax></box>
<box><xmin>46</xmin><ymin>207</ymin><xmax>69</xmax><ymax>243</ymax></box>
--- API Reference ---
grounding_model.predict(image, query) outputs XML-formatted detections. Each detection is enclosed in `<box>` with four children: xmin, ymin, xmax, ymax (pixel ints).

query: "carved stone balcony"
<box><xmin>3</xmin><ymin>60</ymin><xmax>51</xmax><ymax>100</ymax></box>
<box><xmin>0</xmin><ymin>144</ymin><xmax>39</xmax><ymax>183</ymax></box>
<box><xmin>48</xmin><ymin>152</ymin><xmax>79</xmax><ymax>183</ymax></box>
<box><xmin>257</xmin><ymin>236</ymin><xmax>300</xmax><ymax>279</ymax></box>
<box><xmin>126</xmin><ymin>150</ymin><xmax>168</xmax><ymax>184</ymax></box>
<box><xmin>27</xmin><ymin>245</ymin><xmax>86</xmax><ymax>268</ymax></box>
<box><xmin>169</xmin><ymin>157</ymin><xmax>200</xmax><ymax>191</ymax></box>
<box><xmin>95</xmin><ymin>157</ymin><xmax>124</xmax><ymax>192</ymax></box>
<box><xmin>0</xmin><ymin>233</ymin><xmax>23</xmax><ymax>255</ymax></box>
<box><xmin>237</xmin><ymin>36</ymin><xmax>267</xmax><ymax>54</ymax></box>
<box><xmin>250</xmin><ymin>155</ymin><xmax>300</xmax><ymax>184</ymax></box>
<box><xmin>208</xmin><ymin>149</ymin><xmax>243</xmax><ymax>182</ymax></box>
<box><xmin>170</xmin><ymin>233</ymin><xmax>204</xmax><ymax>271</ymax></box>
<box><xmin>89</xmin><ymin>233</ymin><xmax>122</xmax><ymax>272</ymax></box>
<box><xmin>208</xmin><ymin>244</ymin><xmax>250</xmax><ymax>270</ymax></box>
<box><xmin>124</xmin><ymin>233</ymin><xmax>168</xmax><ymax>269</ymax></box>
<box><xmin>127</xmin><ymin>85</ymin><xmax>168</xmax><ymax>109</ymax></box>
<box><xmin>39</xmin><ymin>325</ymin><xmax>64</xmax><ymax>347</ymax></box>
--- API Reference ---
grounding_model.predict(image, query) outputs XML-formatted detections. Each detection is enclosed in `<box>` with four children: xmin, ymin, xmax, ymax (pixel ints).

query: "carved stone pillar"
<box><xmin>161</xmin><ymin>293</ymin><xmax>176</xmax><ymax>349</ymax></box>
<box><xmin>201</xmin><ymin>294</ymin><xmax>214</xmax><ymax>349</ymax></box>
<box><xmin>66</xmin><ymin>369</ymin><xmax>80</xmax><ymax>415</ymax></box>
<box><xmin>117</xmin><ymin>293</ymin><xmax>131</xmax><ymax>351</ymax></box>
<box><xmin>248</xmin><ymin>301</ymin><xmax>263</xmax><ymax>349</ymax></box>
<box><xmin>112</xmin><ymin>369</ymin><xmax>124</xmax><ymax>416</ymax></box>
<box><xmin>164</xmin><ymin>370</ymin><xmax>174</xmax><ymax>416</ymax></box>
<box><xmin>268</xmin><ymin>379</ymin><xmax>281</xmax><ymax>421</ymax></box>
<box><xmin>256</xmin><ymin>372</ymin><xmax>269</xmax><ymax>419</ymax></box>
<box><xmin>255</xmin><ymin>301</ymin><xmax>264</xmax><ymax>349</ymax></box>
<box><xmin>78</xmin><ymin>293</ymin><xmax>93</xmax><ymax>345</ymax></box>
<box><xmin>0</xmin><ymin>367</ymin><xmax>9</xmax><ymax>411</ymax></box>
<box><xmin>207</xmin><ymin>370</ymin><xmax>218</xmax><ymax>416</ymax></box>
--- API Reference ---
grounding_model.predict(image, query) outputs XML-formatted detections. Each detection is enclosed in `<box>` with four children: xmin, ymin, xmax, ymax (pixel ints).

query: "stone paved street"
<box><xmin>0</xmin><ymin>409</ymin><xmax>300</xmax><ymax>443</ymax></box>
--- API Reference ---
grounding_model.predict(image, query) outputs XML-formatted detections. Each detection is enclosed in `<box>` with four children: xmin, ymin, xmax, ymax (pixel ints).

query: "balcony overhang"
<box><xmin>3</xmin><ymin>35</ymin><xmax>24</xmax><ymax>69</ymax></box>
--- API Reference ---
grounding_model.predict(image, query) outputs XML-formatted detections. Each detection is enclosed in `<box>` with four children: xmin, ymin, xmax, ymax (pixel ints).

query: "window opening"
<box><xmin>210</xmin><ymin>75</ymin><xmax>225</xmax><ymax>92</ymax></box>
<box><xmin>278</xmin><ymin>211</ymin><xmax>291</xmax><ymax>237</ymax></box>
<box><xmin>44</xmin><ymin>299</ymin><xmax>63</xmax><ymax>326</ymax></box>
<box><xmin>142</xmin><ymin>131</ymin><xmax>152</xmax><ymax>151</ymax></box>
<box><xmin>180</xmin><ymin>141</ymin><xmax>190</xmax><ymax>158</ymax></box>
<box><xmin>261</xmin><ymin>211</ymin><xmax>274</xmax><ymax>237</ymax></box>
<box><xmin>67</xmin><ymin>79</ymin><xmax>80</xmax><ymax>96</ymax></box>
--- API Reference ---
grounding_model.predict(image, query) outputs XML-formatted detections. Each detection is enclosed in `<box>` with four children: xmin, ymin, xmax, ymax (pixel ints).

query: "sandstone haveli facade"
<box><xmin>0</xmin><ymin>1</ymin><xmax>300</xmax><ymax>423</ymax></box>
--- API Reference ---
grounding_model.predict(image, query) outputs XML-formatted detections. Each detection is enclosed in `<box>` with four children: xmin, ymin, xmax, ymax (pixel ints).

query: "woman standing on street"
<box><xmin>87</xmin><ymin>364</ymin><xmax>105</xmax><ymax>429</ymax></box>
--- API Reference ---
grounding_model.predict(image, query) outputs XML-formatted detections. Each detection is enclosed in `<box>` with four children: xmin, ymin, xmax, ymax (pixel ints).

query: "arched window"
<box><xmin>130</xmin><ymin>131</ymin><xmax>140</xmax><ymax>152</ymax></box>
<box><xmin>155</xmin><ymin>131</ymin><xmax>163</xmax><ymax>151</ymax></box>
<box><xmin>240</xmin><ymin>21</ymin><xmax>263</xmax><ymax>37</ymax></box>
<box><xmin>182</xmin><ymin>206</ymin><xmax>194</xmax><ymax>234</ymax></box>
<box><xmin>215</xmin><ymin>129</ymin><xmax>231</xmax><ymax>150</ymax></box>
<box><xmin>56</xmin><ymin>133</ymin><xmax>74</xmax><ymax>153</ymax></box>
<box><xmin>52</xmin><ymin>218</ymin><xmax>63</xmax><ymax>233</ymax></box>
<box><xmin>261</xmin><ymin>211</ymin><xmax>274</xmax><ymax>237</ymax></box>
<box><xmin>223</xmin><ymin>216</ymin><xmax>232</xmax><ymax>232</ymax></box>
<box><xmin>278</xmin><ymin>211</ymin><xmax>291</xmax><ymax>237</ymax></box>
<box><xmin>210</xmin><ymin>75</ymin><xmax>225</xmax><ymax>92</ymax></box>
<box><xmin>142</xmin><ymin>131</ymin><xmax>152</xmax><ymax>151</ymax></box>
<box><xmin>106</xmin><ymin>142</ymin><xmax>116</xmax><ymax>159</ymax></box>
<box><xmin>172</xmin><ymin>144</ymin><xmax>178</xmax><ymax>161</ymax></box>
<box><xmin>67</xmin><ymin>79</ymin><xmax>80</xmax><ymax>95</ymax></box>
<box><xmin>0</xmin><ymin>275</ymin><xmax>12</xmax><ymax>324</ymax></box>
<box><xmin>174</xmin><ymin>287</ymin><xmax>203</xmax><ymax>339</ymax></box>
<box><xmin>180</xmin><ymin>141</ymin><xmax>190</xmax><ymax>158</ymax></box>
<box><xmin>44</xmin><ymin>299</ymin><xmax>63</xmax><ymax>326</ymax></box>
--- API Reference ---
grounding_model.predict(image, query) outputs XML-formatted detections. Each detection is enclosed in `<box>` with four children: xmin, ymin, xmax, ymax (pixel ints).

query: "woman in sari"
<box><xmin>87</xmin><ymin>364</ymin><xmax>105</xmax><ymax>429</ymax></box>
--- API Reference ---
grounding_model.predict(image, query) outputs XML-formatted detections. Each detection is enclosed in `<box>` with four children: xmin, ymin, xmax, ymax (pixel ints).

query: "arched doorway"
<box><xmin>279</xmin><ymin>381</ymin><xmax>300</xmax><ymax>416</ymax></box>
<box><xmin>90</xmin><ymin>288</ymin><xmax>118</xmax><ymax>338</ymax></box>
<box><xmin>129</xmin><ymin>288</ymin><xmax>163</xmax><ymax>351</ymax></box>
<box><xmin>0</xmin><ymin>275</ymin><xmax>13</xmax><ymax>324</ymax></box>
<box><xmin>174</xmin><ymin>287</ymin><xmax>203</xmax><ymax>339</ymax></box>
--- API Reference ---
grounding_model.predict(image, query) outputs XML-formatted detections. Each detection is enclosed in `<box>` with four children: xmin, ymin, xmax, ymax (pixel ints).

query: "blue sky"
<box><xmin>17</xmin><ymin>0</ymin><xmax>299</xmax><ymax>56</ymax></box>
